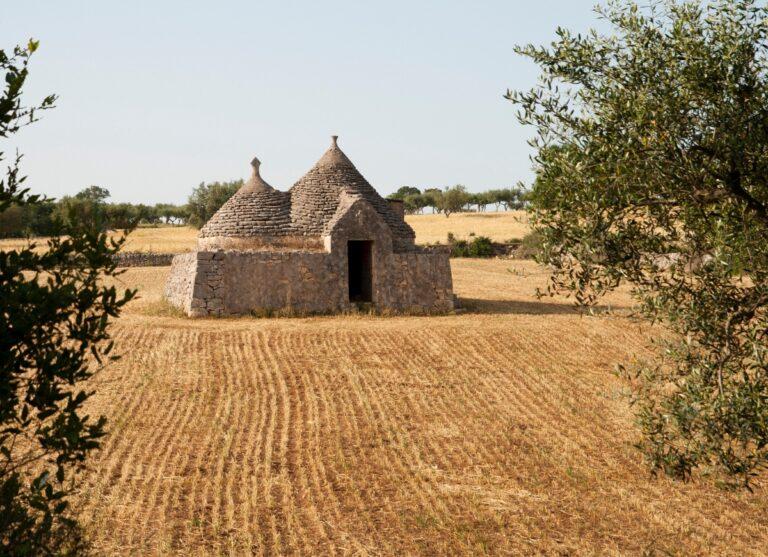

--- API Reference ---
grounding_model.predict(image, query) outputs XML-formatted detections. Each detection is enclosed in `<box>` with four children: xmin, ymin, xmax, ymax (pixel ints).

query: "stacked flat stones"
<box><xmin>199</xmin><ymin>158</ymin><xmax>291</xmax><ymax>239</ymax></box>
<box><xmin>198</xmin><ymin>137</ymin><xmax>416</xmax><ymax>249</ymax></box>
<box><xmin>290</xmin><ymin>136</ymin><xmax>416</xmax><ymax>246</ymax></box>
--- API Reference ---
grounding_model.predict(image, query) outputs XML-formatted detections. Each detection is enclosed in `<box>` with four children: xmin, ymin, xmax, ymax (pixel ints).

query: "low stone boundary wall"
<box><xmin>490</xmin><ymin>240</ymin><xmax>522</xmax><ymax>257</ymax></box>
<box><xmin>422</xmin><ymin>240</ymin><xmax>524</xmax><ymax>258</ymax></box>
<box><xmin>114</xmin><ymin>240</ymin><xmax>527</xmax><ymax>268</ymax></box>
<box><xmin>112</xmin><ymin>252</ymin><xmax>176</xmax><ymax>267</ymax></box>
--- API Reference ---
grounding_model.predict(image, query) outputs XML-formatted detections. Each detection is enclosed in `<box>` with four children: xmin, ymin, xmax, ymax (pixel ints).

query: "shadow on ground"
<box><xmin>459</xmin><ymin>297</ymin><xmax>629</xmax><ymax>316</ymax></box>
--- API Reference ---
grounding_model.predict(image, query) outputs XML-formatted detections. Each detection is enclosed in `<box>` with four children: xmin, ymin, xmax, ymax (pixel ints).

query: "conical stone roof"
<box><xmin>199</xmin><ymin>158</ymin><xmax>291</xmax><ymax>239</ymax></box>
<box><xmin>198</xmin><ymin>138</ymin><xmax>415</xmax><ymax>251</ymax></box>
<box><xmin>289</xmin><ymin>136</ymin><xmax>416</xmax><ymax>243</ymax></box>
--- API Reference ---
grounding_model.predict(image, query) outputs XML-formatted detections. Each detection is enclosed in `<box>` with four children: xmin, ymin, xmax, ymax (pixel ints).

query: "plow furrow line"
<box><xmin>313</xmin><ymin>331</ymin><xmax>389</xmax><ymax>553</ymax></box>
<box><xmin>282</xmin><ymin>333</ymin><xmax>341</xmax><ymax>554</ymax></box>
<box><xmin>342</xmin><ymin>332</ymin><xmax>445</xmax><ymax>524</ymax></box>
<box><xmin>262</xmin><ymin>330</ymin><xmax>303</xmax><ymax>554</ymax></box>
<box><xmin>372</xmin><ymin>330</ymin><xmax>482</xmax><ymax>510</ymax></box>
<box><xmin>274</xmin><ymin>331</ymin><xmax>334</xmax><ymax>555</ymax></box>
<box><xmin>129</xmin><ymin>332</ymin><xmax>214</xmax><ymax>551</ymax></box>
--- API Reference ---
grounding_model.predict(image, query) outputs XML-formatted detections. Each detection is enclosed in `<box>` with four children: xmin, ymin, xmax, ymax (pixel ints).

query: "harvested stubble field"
<box><xmin>0</xmin><ymin>211</ymin><xmax>529</xmax><ymax>253</ymax></box>
<box><xmin>70</xmin><ymin>259</ymin><xmax>768</xmax><ymax>556</ymax></box>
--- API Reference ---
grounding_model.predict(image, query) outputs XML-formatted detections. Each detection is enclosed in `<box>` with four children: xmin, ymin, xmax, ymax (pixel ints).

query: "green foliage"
<box><xmin>387</xmin><ymin>186</ymin><xmax>421</xmax><ymax>200</ymax></box>
<box><xmin>509</xmin><ymin>0</ymin><xmax>768</xmax><ymax>486</ymax></box>
<box><xmin>154</xmin><ymin>203</ymin><xmax>187</xmax><ymax>225</ymax></box>
<box><xmin>0</xmin><ymin>40</ymin><xmax>135</xmax><ymax>553</ymax></box>
<box><xmin>421</xmin><ymin>188</ymin><xmax>443</xmax><ymax>214</ymax></box>
<box><xmin>388</xmin><ymin>187</ymin><xmax>428</xmax><ymax>214</ymax></box>
<box><xmin>387</xmin><ymin>186</ymin><xmax>526</xmax><ymax>215</ymax></box>
<box><xmin>467</xmin><ymin>236</ymin><xmax>494</xmax><ymax>257</ymax></box>
<box><xmin>0</xmin><ymin>192</ymin><xmax>188</xmax><ymax>238</ymax></box>
<box><xmin>447</xmin><ymin>233</ymin><xmax>495</xmax><ymax>258</ymax></box>
<box><xmin>187</xmin><ymin>180</ymin><xmax>242</xmax><ymax>228</ymax></box>
<box><xmin>516</xmin><ymin>231</ymin><xmax>543</xmax><ymax>260</ymax></box>
<box><xmin>486</xmin><ymin>187</ymin><xmax>524</xmax><ymax>211</ymax></box>
<box><xmin>467</xmin><ymin>192</ymin><xmax>493</xmax><ymax>212</ymax></box>
<box><xmin>0</xmin><ymin>199</ymin><xmax>56</xmax><ymax>238</ymax></box>
<box><xmin>437</xmin><ymin>185</ymin><xmax>470</xmax><ymax>217</ymax></box>
<box><xmin>73</xmin><ymin>185</ymin><xmax>109</xmax><ymax>203</ymax></box>
<box><xmin>56</xmin><ymin>188</ymin><xmax>108</xmax><ymax>231</ymax></box>
<box><xmin>403</xmin><ymin>192</ymin><xmax>427</xmax><ymax>214</ymax></box>
<box><xmin>449</xmin><ymin>239</ymin><xmax>469</xmax><ymax>256</ymax></box>
<box><xmin>104</xmin><ymin>202</ymin><xmax>140</xmax><ymax>230</ymax></box>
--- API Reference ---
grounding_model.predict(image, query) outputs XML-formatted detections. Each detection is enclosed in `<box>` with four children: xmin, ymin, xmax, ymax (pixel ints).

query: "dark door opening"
<box><xmin>348</xmin><ymin>240</ymin><xmax>373</xmax><ymax>303</ymax></box>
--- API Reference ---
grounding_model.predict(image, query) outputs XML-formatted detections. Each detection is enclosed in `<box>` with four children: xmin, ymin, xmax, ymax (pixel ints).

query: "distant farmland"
<box><xmin>69</xmin><ymin>258</ymin><xmax>768</xmax><ymax>555</ymax></box>
<box><xmin>0</xmin><ymin>211</ymin><xmax>530</xmax><ymax>254</ymax></box>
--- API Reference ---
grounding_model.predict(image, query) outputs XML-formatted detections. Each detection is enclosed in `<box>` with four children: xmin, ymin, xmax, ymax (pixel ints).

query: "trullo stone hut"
<box><xmin>165</xmin><ymin>136</ymin><xmax>454</xmax><ymax>316</ymax></box>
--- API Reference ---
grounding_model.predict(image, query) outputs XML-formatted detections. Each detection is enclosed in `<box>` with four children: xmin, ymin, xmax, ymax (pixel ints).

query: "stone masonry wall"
<box><xmin>167</xmin><ymin>247</ymin><xmax>454</xmax><ymax>317</ymax></box>
<box><xmin>188</xmin><ymin>252</ymin><xmax>226</xmax><ymax>317</ymax></box>
<box><xmin>114</xmin><ymin>251</ymin><xmax>176</xmax><ymax>267</ymax></box>
<box><xmin>165</xmin><ymin>196</ymin><xmax>454</xmax><ymax>317</ymax></box>
<box><xmin>220</xmin><ymin>251</ymin><xmax>345</xmax><ymax>315</ymax></box>
<box><xmin>164</xmin><ymin>253</ymin><xmax>197</xmax><ymax>313</ymax></box>
<box><xmin>378</xmin><ymin>251</ymin><xmax>454</xmax><ymax>312</ymax></box>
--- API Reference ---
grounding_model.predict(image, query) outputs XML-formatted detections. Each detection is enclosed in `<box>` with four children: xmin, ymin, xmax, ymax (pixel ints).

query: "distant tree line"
<box><xmin>0</xmin><ymin>179</ymin><xmax>250</xmax><ymax>237</ymax></box>
<box><xmin>0</xmin><ymin>185</ymin><xmax>189</xmax><ymax>238</ymax></box>
<box><xmin>0</xmin><ymin>180</ymin><xmax>525</xmax><ymax>238</ymax></box>
<box><xmin>386</xmin><ymin>185</ymin><xmax>528</xmax><ymax>217</ymax></box>
<box><xmin>186</xmin><ymin>180</ymin><xmax>242</xmax><ymax>228</ymax></box>
<box><xmin>0</xmin><ymin>181</ymin><xmax>234</xmax><ymax>238</ymax></box>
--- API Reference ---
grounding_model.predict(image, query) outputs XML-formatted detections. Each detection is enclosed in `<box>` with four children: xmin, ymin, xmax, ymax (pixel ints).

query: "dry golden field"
<box><xmin>406</xmin><ymin>211</ymin><xmax>530</xmax><ymax>244</ymax></box>
<box><xmin>0</xmin><ymin>211</ymin><xmax>529</xmax><ymax>254</ymax></box>
<box><xmin>0</xmin><ymin>225</ymin><xmax>199</xmax><ymax>254</ymax></box>
<box><xmin>69</xmin><ymin>258</ymin><xmax>768</xmax><ymax>556</ymax></box>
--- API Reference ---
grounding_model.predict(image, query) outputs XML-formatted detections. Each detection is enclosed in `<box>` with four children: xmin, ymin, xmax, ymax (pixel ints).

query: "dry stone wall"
<box><xmin>113</xmin><ymin>252</ymin><xmax>176</xmax><ymax>267</ymax></box>
<box><xmin>164</xmin><ymin>253</ymin><xmax>197</xmax><ymax>313</ymax></box>
<box><xmin>189</xmin><ymin>251</ymin><xmax>226</xmax><ymax>317</ymax></box>
<box><xmin>220</xmin><ymin>251</ymin><xmax>344</xmax><ymax>314</ymax></box>
<box><xmin>165</xmin><ymin>186</ymin><xmax>454</xmax><ymax>317</ymax></box>
<box><xmin>166</xmin><ymin>246</ymin><xmax>454</xmax><ymax>317</ymax></box>
<box><xmin>378</xmin><ymin>252</ymin><xmax>454</xmax><ymax>312</ymax></box>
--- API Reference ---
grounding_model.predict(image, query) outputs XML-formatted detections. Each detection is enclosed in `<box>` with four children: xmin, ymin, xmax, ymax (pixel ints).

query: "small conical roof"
<box><xmin>315</xmin><ymin>135</ymin><xmax>354</xmax><ymax>167</ymax></box>
<box><xmin>241</xmin><ymin>157</ymin><xmax>273</xmax><ymax>192</ymax></box>
<box><xmin>289</xmin><ymin>136</ymin><xmax>415</xmax><ymax>241</ymax></box>
<box><xmin>199</xmin><ymin>157</ymin><xmax>291</xmax><ymax>239</ymax></box>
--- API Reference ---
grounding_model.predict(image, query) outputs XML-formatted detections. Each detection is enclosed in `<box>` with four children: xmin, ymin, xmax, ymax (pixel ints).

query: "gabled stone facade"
<box><xmin>165</xmin><ymin>137</ymin><xmax>454</xmax><ymax>316</ymax></box>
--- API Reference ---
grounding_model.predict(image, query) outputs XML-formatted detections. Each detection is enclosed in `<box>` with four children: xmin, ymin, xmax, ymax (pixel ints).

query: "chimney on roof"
<box><xmin>388</xmin><ymin>198</ymin><xmax>405</xmax><ymax>221</ymax></box>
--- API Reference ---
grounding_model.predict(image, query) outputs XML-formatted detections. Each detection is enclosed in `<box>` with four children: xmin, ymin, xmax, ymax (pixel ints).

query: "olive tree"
<box><xmin>1</xmin><ymin>41</ymin><xmax>135</xmax><ymax>553</ymax></box>
<box><xmin>508</xmin><ymin>0</ymin><xmax>768</xmax><ymax>486</ymax></box>
<box><xmin>437</xmin><ymin>185</ymin><xmax>469</xmax><ymax>217</ymax></box>
<box><xmin>187</xmin><ymin>180</ymin><xmax>242</xmax><ymax>228</ymax></box>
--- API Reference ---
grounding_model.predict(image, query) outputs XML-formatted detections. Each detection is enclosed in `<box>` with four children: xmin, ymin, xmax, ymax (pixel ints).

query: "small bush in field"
<box><xmin>450</xmin><ymin>239</ymin><xmax>470</xmax><ymax>257</ymax></box>
<box><xmin>516</xmin><ymin>231</ymin><xmax>542</xmax><ymax>260</ymax></box>
<box><xmin>467</xmin><ymin>236</ymin><xmax>494</xmax><ymax>257</ymax></box>
<box><xmin>448</xmin><ymin>233</ymin><xmax>494</xmax><ymax>258</ymax></box>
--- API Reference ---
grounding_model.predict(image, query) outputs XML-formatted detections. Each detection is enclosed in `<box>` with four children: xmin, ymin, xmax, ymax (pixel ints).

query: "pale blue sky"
<box><xmin>6</xmin><ymin>1</ymin><xmax>604</xmax><ymax>204</ymax></box>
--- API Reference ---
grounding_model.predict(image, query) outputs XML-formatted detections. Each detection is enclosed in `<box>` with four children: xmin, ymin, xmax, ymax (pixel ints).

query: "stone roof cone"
<box><xmin>242</xmin><ymin>157</ymin><xmax>273</xmax><ymax>192</ymax></box>
<box><xmin>289</xmin><ymin>136</ymin><xmax>416</xmax><ymax>241</ymax></box>
<box><xmin>197</xmin><ymin>138</ymin><xmax>415</xmax><ymax>250</ymax></box>
<box><xmin>199</xmin><ymin>156</ymin><xmax>291</xmax><ymax>241</ymax></box>
<box><xmin>315</xmin><ymin>135</ymin><xmax>355</xmax><ymax>168</ymax></box>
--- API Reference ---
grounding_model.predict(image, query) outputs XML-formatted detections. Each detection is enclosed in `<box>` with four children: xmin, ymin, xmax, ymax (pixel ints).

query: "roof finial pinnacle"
<box><xmin>331</xmin><ymin>135</ymin><xmax>339</xmax><ymax>148</ymax></box>
<box><xmin>250</xmin><ymin>156</ymin><xmax>261</xmax><ymax>176</ymax></box>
